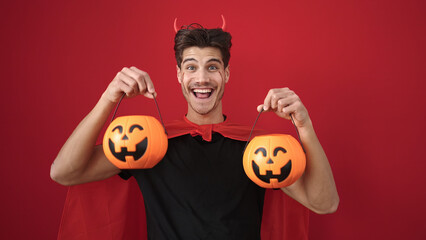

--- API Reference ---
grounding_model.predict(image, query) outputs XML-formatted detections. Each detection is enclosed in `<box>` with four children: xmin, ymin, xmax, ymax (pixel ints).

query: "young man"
<box><xmin>51</xmin><ymin>25</ymin><xmax>339</xmax><ymax>239</ymax></box>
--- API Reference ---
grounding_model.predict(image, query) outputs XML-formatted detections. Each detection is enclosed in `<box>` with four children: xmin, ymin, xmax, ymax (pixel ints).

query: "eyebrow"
<box><xmin>182</xmin><ymin>58</ymin><xmax>197</xmax><ymax>64</ymax></box>
<box><xmin>182</xmin><ymin>58</ymin><xmax>223</xmax><ymax>65</ymax></box>
<box><xmin>206</xmin><ymin>58</ymin><xmax>222</xmax><ymax>64</ymax></box>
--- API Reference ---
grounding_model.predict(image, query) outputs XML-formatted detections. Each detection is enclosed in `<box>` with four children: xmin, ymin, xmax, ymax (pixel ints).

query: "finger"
<box><xmin>282</xmin><ymin>100</ymin><xmax>302</xmax><ymax>117</ymax></box>
<box><xmin>277</xmin><ymin>94</ymin><xmax>299</xmax><ymax>113</ymax></box>
<box><xmin>143</xmin><ymin>91</ymin><xmax>156</xmax><ymax>99</ymax></box>
<box><xmin>130</xmin><ymin>67</ymin><xmax>156</xmax><ymax>94</ymax></box>
<box><xmin>263</xmin><ymin>88</ymin><xmax>288</xmax><ymax>111</ymax></box>
<box><xmin>262</xmin><ymin>90</ymin><xmax>274</xmax><ymax>111</ymax></box>
<box><xmin>257</xmin><ymin>104</ymin><xmax>272</xmax><ymax>112</ymax></box>
<box><xmin>270</xmin><ymin>91</ymin><xmax>291</xmax><ymax>110</ymax></box>
<box><xmin>116</xmin><ymin>71</ymin><xmax>139</xmax><ymax>94</ymax></box>
<box><xmin>115</xmin><ymin>79</ymin><xmax>136</xmax><ymax>97</ymax></box>
<box><xmin>270</xmin><ymin>94</ymin><xmax>278</xmax><ymax>110</ymax></box>
<box><xmin>263</xmin><ymin>88</ymin><xmax>289</xmax><ymax>111</ymax></box>
<box><xmin>122</xmin><ymin>67</ymin><xmax>146</xmax><ymax>95</ymax></box>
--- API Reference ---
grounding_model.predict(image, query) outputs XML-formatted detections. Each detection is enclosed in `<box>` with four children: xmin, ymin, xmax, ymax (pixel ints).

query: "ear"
<box><xmin>224</xmin><ymin>65</ymin><xmax>230</xmax><ymax>83</ymax></box>
<box><xmin>176</xmin><ymin>65</ymin><xmax>182</xmax><ymax>83</ymax></box>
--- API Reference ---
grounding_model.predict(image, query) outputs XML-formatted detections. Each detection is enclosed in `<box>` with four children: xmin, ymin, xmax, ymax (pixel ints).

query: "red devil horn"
<box><xmin>174</xmin><ymin>15</ymin><xmax>226</xmax><ymax>33</ymax></box>
<box><xmin>174</xmin><ymin>18</ymin><xmax>179</xmax><ymax>33</ymax></box>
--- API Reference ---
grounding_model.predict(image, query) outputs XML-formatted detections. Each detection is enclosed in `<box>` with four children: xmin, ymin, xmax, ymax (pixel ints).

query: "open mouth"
<box><xmin>192</xmin><ymin>88</ymin><xmax>213</xmax><ymax>99</ymax></box>
<box><xmin>108</xmin><ymin>137</ymin><xmax>148</xmax><ymax>162</ymax></box>
<box><xmin>252</xmin><ymin>160</ymin><xmax>292</xmax><ymax>183</ymax></box>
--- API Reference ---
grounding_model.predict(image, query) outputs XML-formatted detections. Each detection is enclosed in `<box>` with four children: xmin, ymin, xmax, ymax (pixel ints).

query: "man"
<box><xmin>51</xmin><ymin>24</ymin><xmax>339</xmax><ymax>239</ymax></box>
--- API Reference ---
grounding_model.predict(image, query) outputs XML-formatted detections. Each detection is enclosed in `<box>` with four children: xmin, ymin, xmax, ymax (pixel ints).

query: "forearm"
<box><xmin>296</xmin><ymin>120</ymin><xmax>339</xmax><ymax>213</ymax></box>
<box><xmin>259</xmin><ymin>87</ymin><xmax>339</xmax><ymax>213</ymax></box>
<box><xmin>50</xmin><ymin>93</ymin><xmax>115</xmax><ymax>183</ymax></box>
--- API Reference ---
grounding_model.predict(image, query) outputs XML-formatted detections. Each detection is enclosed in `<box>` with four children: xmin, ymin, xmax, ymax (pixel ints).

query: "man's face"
<box><xmin>177</xmin><ymin>46</ymin><xmax>230</xmax><ymax>117</ymax></box>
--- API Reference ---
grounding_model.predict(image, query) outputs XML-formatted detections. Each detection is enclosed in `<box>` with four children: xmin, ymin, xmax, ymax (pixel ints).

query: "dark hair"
<box><xmin>174</xmin><ymin>23</ymin><xmax>232</xmax><ymax>68</ymax></box>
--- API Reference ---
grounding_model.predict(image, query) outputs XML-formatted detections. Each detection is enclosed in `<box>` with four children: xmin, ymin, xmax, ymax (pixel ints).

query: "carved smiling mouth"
<box><xmin>192</xmin><ymin>88</ymin><xmax>213</xmax><ymax>99</ymax></box>
<box><xmin>108</xmin><ymin>138</ymin><xmax>148</xmax><ymax>162</ymax></box>
<box><xmin>251</xmin><ymin>160</ymin><xmax>292</xmax><ymax>183</ymax></box>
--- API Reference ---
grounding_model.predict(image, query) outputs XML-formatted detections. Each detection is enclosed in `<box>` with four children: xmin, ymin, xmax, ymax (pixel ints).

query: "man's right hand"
<box><xmin>51</xmin><ymin>66</ymin><xmax>157</xmax><ymax>186</ymax></box>
<box><xmin>104</xmin><ymin>66</ymin><xmax>156</xmax><ymax>103</ymax></box>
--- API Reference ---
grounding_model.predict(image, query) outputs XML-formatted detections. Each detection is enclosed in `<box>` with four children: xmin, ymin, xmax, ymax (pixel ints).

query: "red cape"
<box><xmin>57</xmin><ymin>117</ymin><xmax>309</xmax><ymax>240</ymax></box>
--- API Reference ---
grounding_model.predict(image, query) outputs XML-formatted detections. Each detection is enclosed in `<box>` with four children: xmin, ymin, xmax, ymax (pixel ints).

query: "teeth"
<box><xmin>193</xmin><ymin>89</ymin><xmax>212</xmax><ymax>93</ymax></box>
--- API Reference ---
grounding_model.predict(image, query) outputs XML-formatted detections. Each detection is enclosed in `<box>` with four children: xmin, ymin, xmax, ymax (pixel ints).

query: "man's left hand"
<box><xmin>257</xmin><ymin>88</ymin><xmax>311</xmax><ymax>129</ymax></box>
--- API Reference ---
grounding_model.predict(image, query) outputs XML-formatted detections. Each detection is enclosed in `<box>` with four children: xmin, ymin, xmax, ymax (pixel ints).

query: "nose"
<box><xmin>196</xmin><ymin>69</ymin><xmax>209</xmax><ymax>83</ymax></box>
<box><xmin>122</xmin><ymin>135</ymin><xmax>129</xmax><ymax>140</ymax></box>
<box><xmin>267</xmin><ymin>159</ymin><xmax>274</xmax><ymax>164</ymax></box>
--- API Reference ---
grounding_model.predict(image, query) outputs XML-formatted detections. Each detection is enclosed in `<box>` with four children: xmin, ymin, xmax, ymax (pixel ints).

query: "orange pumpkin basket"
<box><xmin>102</xmin><ymin>94</ymin><xmax>168</xmax><ymax>169</ymax></box>
<box><xmin>242</xmin><ymin>111</ymin><xmax>306</xmax><ymax>188</ymax></box>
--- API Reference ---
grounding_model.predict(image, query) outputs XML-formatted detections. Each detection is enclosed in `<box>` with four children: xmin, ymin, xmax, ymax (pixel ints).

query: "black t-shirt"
<box><xmin>120</xmin><ymin>133</ymin><xmax>265</xmax><ymax>240</ymax></box>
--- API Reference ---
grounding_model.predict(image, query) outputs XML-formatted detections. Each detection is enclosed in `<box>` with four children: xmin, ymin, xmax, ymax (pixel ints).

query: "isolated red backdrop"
<box><xmin>1</xmin><ymin>0</ymin><xmax>425</xmax><ymax>239</ymax></box>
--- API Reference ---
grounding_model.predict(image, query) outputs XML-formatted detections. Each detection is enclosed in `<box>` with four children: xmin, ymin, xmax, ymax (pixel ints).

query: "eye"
<box><xmin>129</xmin><ymin>124</ymin><xmax>143</xmax><ymax>133</ymax></box>
<box><xmin>112</xmin><ymin>126</ymin><xmax>123</xmax><ymax>134</ymax></box>
<box><xmin>208</xmin><ymin>65</ymin><xmax>218</xmax><ymax>71</ymax></box>
<box><xmin>255</xmin><ymin>147</ymin><xmax>267</xmax><ymax>157</ymax></box>
<box><xmin>273</xmin><ymin>147</ymin><xmax>287</xmax><ymax>156</ymax></box>
<box><xmin>186</xmin><ymin>65</ymin><xmax>196</xmax><ymax>71</ymax></box>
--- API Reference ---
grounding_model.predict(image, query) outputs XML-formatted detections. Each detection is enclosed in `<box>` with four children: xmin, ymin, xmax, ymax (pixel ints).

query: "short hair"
<box><xmin>174</xmin><ymin>24</ymin><xmax>232</xmax><ymax>68</ymax></box>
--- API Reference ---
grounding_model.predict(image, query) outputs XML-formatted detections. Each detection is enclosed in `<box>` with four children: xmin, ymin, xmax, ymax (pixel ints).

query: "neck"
<box><xmin>186</xmin><ymin>103</ymin><xmax>224</xmax><ymax>125</ymax></box>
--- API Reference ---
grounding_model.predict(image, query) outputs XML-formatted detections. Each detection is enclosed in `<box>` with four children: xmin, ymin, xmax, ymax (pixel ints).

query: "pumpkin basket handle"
<box><xmin>244</xmin><ymin>110</ymin><xmax>305</xmax><ymax>153</ymax></box>
<box><xmin>111</xmin><ymin>93</ymin><xmax>167</xmax><ymax>135</ymax></box>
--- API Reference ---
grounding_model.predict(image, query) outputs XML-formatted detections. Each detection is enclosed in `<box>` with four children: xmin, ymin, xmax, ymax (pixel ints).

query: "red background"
<box><xmin>1</xmin><ymin>0</ymin><xmax>425</xmax><ymax>239</ymax></box>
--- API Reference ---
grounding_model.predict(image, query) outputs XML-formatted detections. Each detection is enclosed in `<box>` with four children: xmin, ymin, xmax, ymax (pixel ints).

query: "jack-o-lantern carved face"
<box><xmin>103</xmin><ymin>115</ymin><xmax>168</xmax><ymax>169</ymax></box>
<box><xmin>243</xmin><ymin>134</ymin><xmax>306</xmax><ymax>189</ymax></box>
<box><xmin>251</xmin><ymin>146</ymin><xmax>292</xmax><ymax>184</ymax></box>
<box><xmin>108</xmin><ymin>124</ymin><xmax>148</xmax><ymax>162</ymax></box>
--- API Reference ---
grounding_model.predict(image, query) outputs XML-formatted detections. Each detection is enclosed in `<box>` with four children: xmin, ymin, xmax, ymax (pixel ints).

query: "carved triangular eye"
<box><xmin>273</xmin><ymin>147</ymin><xmax>287</xmax><ymax>156</ymax></box>
<box><xmin>112</xmin><ymin>125</ymin><xmax>123</xmax><ymax>133</ymax></box>
<box><xmin>255</xmin><ymin>147</ymin><xmax>267</xmax><ymax>157</ymax></box>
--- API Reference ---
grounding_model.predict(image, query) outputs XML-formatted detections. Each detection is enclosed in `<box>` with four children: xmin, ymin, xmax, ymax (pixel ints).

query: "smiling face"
<box><xmin>251</xmin><ymin>146</ymin><xmax>292</xmax><ymax>184</ymax></box>
<box><xmin>243</xmin><ymin>134</ymin><xmax>306</xmax><ymax>188</ymax></box>
<box><xmin>103</xmin><ymin>116</ymin><xmax>168</xmax><ymax>169</ymax></box>
<box><xmin>177</xmin><ymin>46</ymin><xmax>230</xmax><ymax>124</ymax></box>
<box><xmin>108</xmin><ymin>123</ymin><xmax>148</xmax><ymax>162</ymax></box>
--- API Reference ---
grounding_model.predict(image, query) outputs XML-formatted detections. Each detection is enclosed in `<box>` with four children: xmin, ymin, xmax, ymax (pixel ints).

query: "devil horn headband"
<box><xmin>174</xmin><ymin>14</ymin><xmax>226</xmax><ymax>32</ymax></box>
